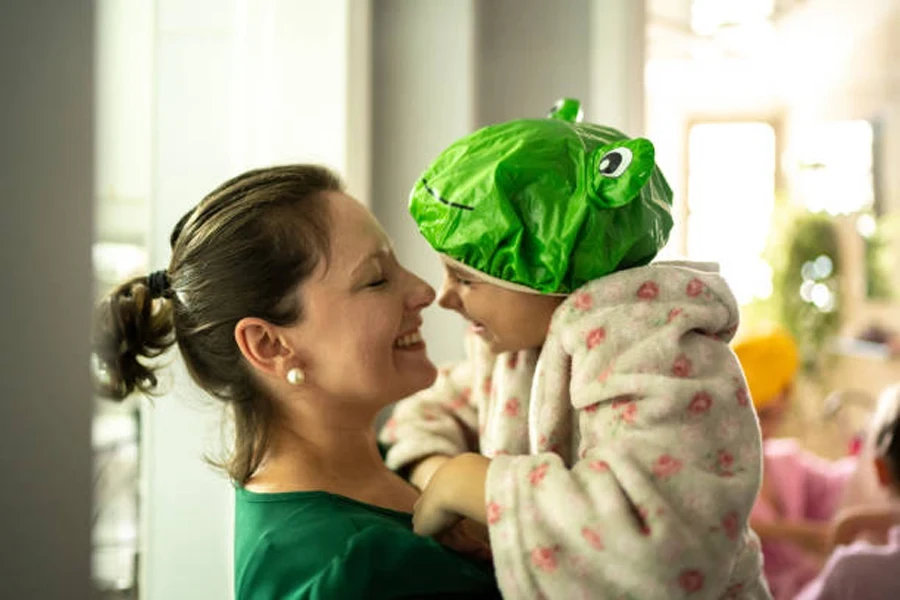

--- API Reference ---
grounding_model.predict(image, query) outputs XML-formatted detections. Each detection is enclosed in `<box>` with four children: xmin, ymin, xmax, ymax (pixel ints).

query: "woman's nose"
<box><xmin>407</xmin><ymin>271</ymin><xmax>436</xmax><ymax>310</ymax></box>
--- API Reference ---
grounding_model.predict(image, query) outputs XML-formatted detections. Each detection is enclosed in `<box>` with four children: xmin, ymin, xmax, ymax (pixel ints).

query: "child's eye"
<box><xmin>457</xmin><ymin>277</ymin><xmax>473</xmax><ymax>286</ymax></box>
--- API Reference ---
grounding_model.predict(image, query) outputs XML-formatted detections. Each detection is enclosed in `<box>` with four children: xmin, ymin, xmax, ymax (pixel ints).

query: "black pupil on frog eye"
<box><xmin>599</xmin><ymin>151</ymin><xmax>623</xmax><ymax>175</ymax></box>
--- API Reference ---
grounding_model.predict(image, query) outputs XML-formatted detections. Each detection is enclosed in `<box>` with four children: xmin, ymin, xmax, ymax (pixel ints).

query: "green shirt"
<box><xmin>234</xmin><ymin>488</ymin><xmax>501</xmax><ymax>599</ymax></box>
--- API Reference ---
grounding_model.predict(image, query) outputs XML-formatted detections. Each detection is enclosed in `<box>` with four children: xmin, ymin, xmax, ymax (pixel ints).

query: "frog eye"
<box><xmin>597</xmin><ymin>148</ymin><xmax>633</xmax><ymax>178</ymax></box>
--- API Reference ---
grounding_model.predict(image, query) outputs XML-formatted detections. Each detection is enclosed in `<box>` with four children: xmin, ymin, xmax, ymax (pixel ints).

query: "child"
<box><xmin>794</xmin><ymin>383</ymin><xmax>900</xmax><ymax>599</ymax></box>
<box><xmin>380</xmin><ymin>100</ymin><xmax>770</xmax><ymax>599</ymax></box>
<box><xmin>734</xmin><ymin>328</ymin><xmax>856</xmax><ymax>599</ymax></box>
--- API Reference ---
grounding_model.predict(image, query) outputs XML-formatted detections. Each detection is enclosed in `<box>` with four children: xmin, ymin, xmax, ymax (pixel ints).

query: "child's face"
<box><xmin>437</xmin><ymin>260</ymin><xmax>564</xmax><ymax>353</ymax></box>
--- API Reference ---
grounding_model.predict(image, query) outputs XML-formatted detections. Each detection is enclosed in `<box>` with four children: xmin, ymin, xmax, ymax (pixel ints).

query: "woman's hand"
<box><xmin>752</xmin><ymin>518</ymin><xmax>830</xmax><ymax>558</ymax></box>
<box><xmin>435</xmin><ymin>518</ymin><xmax>493</xmax><ymax>561</ymax></box>
<box><xmin>412</xmin><ymin>453</ymin><xmax>490</xmax><ymax>537</ymax></box>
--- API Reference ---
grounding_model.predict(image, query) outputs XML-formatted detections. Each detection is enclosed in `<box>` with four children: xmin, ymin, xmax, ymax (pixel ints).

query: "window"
<box><xmin>686</xmin><ymin>121</ymin><xmax>776</xmax><ymax>304</ymax></box>
<box><xmin>793</xmin><ymin>120</ymin><xmax>874</xmax><ymax>215</ymax></box>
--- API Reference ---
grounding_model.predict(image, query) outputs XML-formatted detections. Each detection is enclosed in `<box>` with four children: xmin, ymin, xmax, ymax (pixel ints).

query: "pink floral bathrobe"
<box><xmin>381</xmin><ymin>262</ymin><xmax>771</xmax><ymax>599</ymax></box>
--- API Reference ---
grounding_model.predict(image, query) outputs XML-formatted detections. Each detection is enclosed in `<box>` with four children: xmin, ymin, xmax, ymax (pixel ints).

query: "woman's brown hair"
<box><xmin>92</xmin><ymin>164</ymin><xmax>343</xmax><ymax>484</ymax></box>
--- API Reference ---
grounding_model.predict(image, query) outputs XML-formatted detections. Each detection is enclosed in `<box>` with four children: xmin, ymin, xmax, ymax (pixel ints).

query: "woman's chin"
<box><xmin>397</xmin><ymin>362</ymin><xmax>438</xmax><ymax>398</ymax></box>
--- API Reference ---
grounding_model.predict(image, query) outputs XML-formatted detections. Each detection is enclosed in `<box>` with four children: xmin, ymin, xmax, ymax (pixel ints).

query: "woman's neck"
<box><xmin>245</xmin><ymin>409</ymin><xmax>418</xmax><ymax>511</ymax></box>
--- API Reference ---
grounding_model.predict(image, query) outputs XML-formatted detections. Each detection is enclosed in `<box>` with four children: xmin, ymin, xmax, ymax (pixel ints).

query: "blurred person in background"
<box><xmin>794</xmin><ymin>382</ymin><xmax>900</xmax><ymax>599</ymax></box>
<box><xmin>735</xmin><ymin>328</ymin><xmax>856</xmax><ymax>599</ymax></box>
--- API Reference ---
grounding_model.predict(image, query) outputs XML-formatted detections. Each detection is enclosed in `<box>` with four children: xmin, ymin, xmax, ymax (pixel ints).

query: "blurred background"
<box><xmin>4</xmin><ymin>1</ymin><xmax>898</xmax><ymax>599</ymax></box>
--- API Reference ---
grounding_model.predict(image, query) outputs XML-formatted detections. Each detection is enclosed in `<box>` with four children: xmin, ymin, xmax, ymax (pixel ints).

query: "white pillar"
<box><xmin>0</xmin><ymin>2</ymin><xmax>94</xmax><ymax>599</ymax></box>
<box><xmin>372</xmin><ymin>0</ymin><xmax>477</xmax><ymax>365</ymax></box>
<box><xmin>476</xmin><ymin>0</ymin><xmax>593</xmax><ymax>127</ymax></box>
<box><xmin>144</xmin><ymin>2</ymin><xmax>369</xmax><ymax>598</ymax></box>
<box><xmin>589</xmin><ymin>0</ymin><xmax>647</xmax><ymax>135</ymax></box>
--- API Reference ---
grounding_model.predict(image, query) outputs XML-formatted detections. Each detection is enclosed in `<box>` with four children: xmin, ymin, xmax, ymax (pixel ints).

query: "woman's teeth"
<box><xmin>395</xmin><ymin>331</ymin><xmax>423</xmax><ymax>348</ymax></box>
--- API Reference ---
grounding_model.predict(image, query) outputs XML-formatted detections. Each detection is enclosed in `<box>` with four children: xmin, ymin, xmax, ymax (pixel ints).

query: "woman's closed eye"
<box><xmin>366</xmin><ymin>277</ymin><xmax>388</xmax><ymax>288</ymax></box>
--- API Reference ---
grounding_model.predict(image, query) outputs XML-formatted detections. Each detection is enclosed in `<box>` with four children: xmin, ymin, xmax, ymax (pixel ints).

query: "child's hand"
<box><xmin>412</xmin><ymin>453</ymin><xmax>490</xmax><ymax>537</ymax></box>
<box><xmin>408</xmin><ymin>454</ymin><xmax>451</xmax><ymax>491</ymax></box>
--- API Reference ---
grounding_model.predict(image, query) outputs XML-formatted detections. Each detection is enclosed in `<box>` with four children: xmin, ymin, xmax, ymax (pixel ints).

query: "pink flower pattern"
<box><xmin>529</xmin><ymin>463</ymin><xmax>550</xmax><ymax>486</ymax></box>
<box><xmin>588</xmin><ymin>460</ymin><xmax>610</xmax><ymax>473</ymax></box>
<box><xmin>672</xmin><ymin>354</ymin><xmax>692</xmax><ymax>378</ymax></box>
<box><xmin>504</xmin><ymin>397</ymin><xmax>520</xmax><ymax>418</ymax></box>
<box><xmin>530</xmin><ymin>546</ymin><xmax>559</xmax><ymax>573</ymax></box>
<box><xmin>619</xmin><ymin>402</ymin><xmax>637</xmax><ymax>424</ymax></box>
<box><xmin>581</xmin><ymin>526</ymin><xmax>604</xmax><ymax>550</ymax></box>
<box><xmin>688</xmin><ymin>391</ymin><xmax>713</xmax><ymax>415</ymax></box>
<box><xmin>736</xmin><ymin>386</ymin><xmax>749</xmax><ymax>407</ymax></box>
<box><xmin>637</xmin><ymin>281</ymin><xmax>660</xmax><ymax>300</ymax></box>
<box><xmin>487</xmin><ymin>501</ymin><xmax>503</xmax><ymax>525</ymax></box>
<box><xmin>678</xmin><ymin>569</ymin><xmax>705</xmax><ymax>593</ymax></box>
<box><xmin>686</xmin><ymin>278</ymin><xmax>705</xmax><ymax>297</ymax></box>
<box><xmin>721</xmin><ymin>511</ymin><xmax>739</xmax><ymax>541</ymax></box>
<box><xmin>653</xmin><ymin>454</ymin><xmax>683</xmax><ymax>478</ymax></box>
<box><xmin>573</xmin><ymin>292</ymin><xmax>593</xmax><ymax>311</ymax></box>
<box><xmin>585</xmin><ymin>327</ymin><xmax>606</xmax><ymax>350</ymax></box>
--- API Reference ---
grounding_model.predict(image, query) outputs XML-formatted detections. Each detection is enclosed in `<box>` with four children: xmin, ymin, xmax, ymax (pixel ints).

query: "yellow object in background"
<box><xmin>734</xmin><ymin>328</ymin><xmax>800</xmax><ymax>410</ymax></box>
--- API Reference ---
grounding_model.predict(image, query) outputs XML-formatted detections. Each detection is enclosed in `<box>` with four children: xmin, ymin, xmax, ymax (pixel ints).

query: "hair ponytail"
<box><xmin>92</xmin><ymin>275</ymin><xmax>176</xmax><ymax>400</ymax></box>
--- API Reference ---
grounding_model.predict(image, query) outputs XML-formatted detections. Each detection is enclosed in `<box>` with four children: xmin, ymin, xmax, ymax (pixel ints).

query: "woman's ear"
<box><xmin>234</xmin><ymin>317</ymin><xmax>293</xmax><ymax>379</ymax></box>
<box><xmin>873</xmin><ymin>456</ymin><xmax>893</xmax><ymax>489</ymax></box>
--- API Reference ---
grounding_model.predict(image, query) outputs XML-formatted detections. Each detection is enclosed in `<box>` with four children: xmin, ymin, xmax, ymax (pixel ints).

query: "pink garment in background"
<box><xmin>793</xmin><ymin>526</ymin><xmax>900</xmax><ymax>600</ymax></box>
<box><xmin>751</xmin><ymin>438</ymin><xmax>856</xmax><ymax>600</ymax></box>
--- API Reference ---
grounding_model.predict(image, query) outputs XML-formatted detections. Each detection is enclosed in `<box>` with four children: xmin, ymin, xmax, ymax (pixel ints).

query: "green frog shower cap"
<box><xmin>409</xmin><ymin>98</ymin><xmax>674</xmax><ymax>295</ymax></box>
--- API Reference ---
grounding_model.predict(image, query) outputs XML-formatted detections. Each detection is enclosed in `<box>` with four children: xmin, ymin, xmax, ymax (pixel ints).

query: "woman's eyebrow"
<box><xmin>350</xmin><ymin>247</ymin><xmax>390</xmax><ymax>278</ymax></box>
<box><xmin>349</xmin><ymin>252</ymin><xmax>380</xmax><ymax>278</ymax></box>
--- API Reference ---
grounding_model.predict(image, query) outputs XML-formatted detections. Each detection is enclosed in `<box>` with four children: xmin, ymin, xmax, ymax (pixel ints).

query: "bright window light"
<box><xmin>794</xmin><ymin>120</ymin><xmax>874</xmax><ymax>215</ymax></box>
<box><xmin>691</xmin><ymin>0</ymin><xmax>774</xmax><ymax>35</ymax></box>
<box><xmin>687</xmin><ymin>122</ymin><xmax>776</xmax><ymax>304</ymax></box>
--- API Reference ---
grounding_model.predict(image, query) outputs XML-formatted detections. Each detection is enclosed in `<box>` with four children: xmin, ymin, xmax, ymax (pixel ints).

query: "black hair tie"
<box><xmin>147</xmin><ymin>269</ymin><xmax>170</xmax><ymax>299</ymax></box>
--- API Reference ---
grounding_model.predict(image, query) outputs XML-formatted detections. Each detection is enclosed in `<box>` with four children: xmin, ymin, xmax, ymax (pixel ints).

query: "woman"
<box><xmin>93</xmin><ymin>165</ymin><xmax>499</xmax><ymax>599</ymax></box>
<box><xmin>734</xmin><ymin>328</ymin><xmax>856</xmax><ymax>600</ymax></box>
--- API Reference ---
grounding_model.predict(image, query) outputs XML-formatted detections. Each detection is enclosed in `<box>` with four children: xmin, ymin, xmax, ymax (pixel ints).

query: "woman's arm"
<box><xmin>829</xmin><ymin>505</ymin><xmax>900</xmax><ymax>548</ymax></box>
<box><xmin>751</xmin><ymin>518</ymin><xmax>829</xmax><ymax>559</ymax></box>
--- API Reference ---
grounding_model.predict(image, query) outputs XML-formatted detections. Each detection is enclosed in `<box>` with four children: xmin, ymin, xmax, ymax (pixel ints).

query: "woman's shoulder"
<box><xmin>234</xmin><ymin>489</ymin><xmax>500</xmax><ymax>600</ymax></box>
<box><xmin>234</xmin><ymin>489</ymin><xmax>411</xmax><ymax>597</ymax></box>
<box><xmin>235</xmin><ymin>487</ymin><xmax>412</xmax><ymax>542</ymax></box>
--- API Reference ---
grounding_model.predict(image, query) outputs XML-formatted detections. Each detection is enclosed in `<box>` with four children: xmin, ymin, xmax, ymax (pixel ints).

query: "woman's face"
<box><xmin>285</xmin><ymin>192</ymin><xmax>437</xmax><ymax>406</ymax></box>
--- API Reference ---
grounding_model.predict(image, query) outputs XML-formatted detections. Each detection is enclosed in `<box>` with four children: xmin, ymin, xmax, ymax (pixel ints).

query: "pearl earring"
<box><xmin>286</xmin><ymin>367</ymin><xmax>305</xmax><ymax>386</ymax></box>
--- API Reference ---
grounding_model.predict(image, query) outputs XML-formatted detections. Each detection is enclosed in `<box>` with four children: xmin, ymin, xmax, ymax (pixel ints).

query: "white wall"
<box><xmin>0</xmin><ymin>2</ymin><xmax>94</xmax><ymax>599</ymax></box>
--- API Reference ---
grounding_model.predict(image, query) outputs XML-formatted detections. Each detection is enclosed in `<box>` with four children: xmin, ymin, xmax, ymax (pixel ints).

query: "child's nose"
<box><xmin>437</xmin><ymin>281</ymin><xmax>461</xmax><ymax>311</ymax></box>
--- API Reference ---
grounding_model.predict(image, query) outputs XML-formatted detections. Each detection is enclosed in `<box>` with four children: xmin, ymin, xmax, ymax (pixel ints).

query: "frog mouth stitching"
<box><xmin>421</xmin><ymin>178</ymin><xmax>474</xmax><ymax>211</ymax></box>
